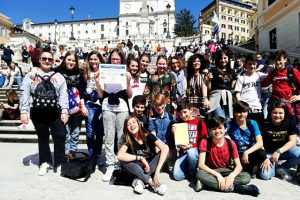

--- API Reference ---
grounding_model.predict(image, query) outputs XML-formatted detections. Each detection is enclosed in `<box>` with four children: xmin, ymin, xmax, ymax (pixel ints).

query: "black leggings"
<box><xmin>31</xmin><ymin>108</ymin><xmax>65</xmax><ymax>167</ymax></box>
<box><xmin>242</xmin><ymin>148</ymin><xmax>267</xmax><ymax>174</ymax></box>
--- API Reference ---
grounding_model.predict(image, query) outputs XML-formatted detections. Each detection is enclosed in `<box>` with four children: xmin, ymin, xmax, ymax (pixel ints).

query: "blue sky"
<box><xmin>0</xmin><ymin>0</ymin><xmax>212</xmax><ymax>25</ymax></box>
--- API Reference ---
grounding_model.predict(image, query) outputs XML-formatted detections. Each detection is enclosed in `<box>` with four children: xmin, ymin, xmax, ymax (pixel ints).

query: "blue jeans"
<box><xmin>85</xmin><ymin>101</ymin><xmax>104</xmax><ymax>156</ymax></box>
<box><xmin>259</xmin><ymin>146</ymin><xmax>300</xmax><ymax>180</ymax></box>
<box><xmin>173</xmin><ymin>147</ymin><xmax>198</xmax><ymax>181</ymax></box>
<box><xmin>8</xmin><ymin>75</ymin><xmax>22</xmax><ymax>90</ymax></box>
<box><xmin>65</xmin><ymin>115</ymin><xmax>82</xmax><ymax>154</ymax></box>
<box><xmin>213</xmin><ymin>107</ymin><xmax>226</xmax><ymax>118</ymax></box>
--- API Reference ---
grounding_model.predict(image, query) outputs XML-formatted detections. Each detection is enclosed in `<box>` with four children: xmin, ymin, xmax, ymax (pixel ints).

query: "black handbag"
<box><xmin>60</xmin><ymin>152</ymin><xmax>96</xmax><ymax>181</ymax></box>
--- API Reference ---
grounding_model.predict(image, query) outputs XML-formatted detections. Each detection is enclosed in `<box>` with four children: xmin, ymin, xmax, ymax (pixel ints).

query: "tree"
<box><xmin>174</xmin><ymin>9</ymin><xmax>196</xmax><ymax>37</ymax></box>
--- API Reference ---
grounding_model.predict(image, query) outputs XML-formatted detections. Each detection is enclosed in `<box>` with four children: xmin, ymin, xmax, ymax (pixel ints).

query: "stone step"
<box><xmin>0</xmin><ymin>126</ymin><xmax>86</xmax><ymax>134</ymax></box>
<box><xmin>0</xmin><ymin>120</ymin><xmax>86</xmax><ymax>126</ymax></box>
<box><xmin>0</xmin><ymin>133</ymin><xmax>87</xmax><ymax>143</ymax></box>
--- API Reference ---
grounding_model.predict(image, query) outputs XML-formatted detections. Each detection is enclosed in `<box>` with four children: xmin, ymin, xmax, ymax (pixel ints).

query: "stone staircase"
<box><xmin>0</xmin><ymin>86</ymin><xmax>87</xmax><ymax>143</ymax></box>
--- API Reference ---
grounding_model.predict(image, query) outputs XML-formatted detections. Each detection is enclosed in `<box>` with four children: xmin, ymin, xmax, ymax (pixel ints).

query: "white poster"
<box><xmin>99</xmin><ymin>64</ymin><xmax>127</xmax><ymax>93</ymax></box>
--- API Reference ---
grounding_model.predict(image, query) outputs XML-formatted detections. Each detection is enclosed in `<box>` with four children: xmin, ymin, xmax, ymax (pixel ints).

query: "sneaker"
<box><xmin>102</xmin><ymin>165</ymin><xmax>115</xmax><ymax>182</ymax></box>
<box><xmin>152</xmin><ymin>184</ymin><xmax>167</xmax><ymax>195</ymax></box>
<box><xmin>233</xmin><ymin>184</ymin><xmax>260</xmax><ymax>197</ymax></box>
<box><xmin>276</xmin><ymin>167</ymin><xmax>293</xmax><ymax>181</ymax></box>
<box><xmin>38</xmin><ymin>162</ymin><xmax>51</xmax><ymax>176</ymax></box>
<box><xmin>132</xmin><ymin>178</ymin><xmax>145</xmax><ymax>194</ymax></box>
<box><xmin>194</xmin><ymin>180</ymin><xmax>204</xmax><ymax>192</ymax></box>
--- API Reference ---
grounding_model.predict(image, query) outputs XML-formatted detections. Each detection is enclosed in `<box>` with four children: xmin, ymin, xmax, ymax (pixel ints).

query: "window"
<box><xmin>221</xmin><ymin>15</ymin><xmax>226</xmax><ymax>20</ymax></box>
<box><xmin>268</xmin><ymin>0</ymin><xmax>276</xmax><ymax>6</ymax></box>
<box><xmin>241</xmin><ymin>12</ymin><xmax>244</xmax><ymax>18</ymax></box>
<box><xmin>222</xmin><ymin>32</ymin><xmax>226</xmax><ymax>40</ymax></box>
<box><xmin>221</xmin><ymin>7</ymin><xmax>225</xmax><ymax>13</ymax></box>
<box><xmin>164</xmin><ymin>27</ymin><xmax>167</xmax><ymax>33</ymax></box>
<box><xmin>85</xmin><ymin>23</ymin><xmax>88</xmax><ymax>26</ymax></box>
<box><xmin>92</xmin><ymin>30</ymin><xmax>96</xmax><ymax>33</ymax></box>
<box><xmin>86</xmin><ymin>30</ymin><xmax>88</xmax><ymax>34</ymax></box>
<box><xmin>101</xmin><ymin>24</ymin><xmax>104</xmax><ymax>31</ymax></box>
<box><xmin>228</xmin><ymin>25</ymin><xmax>233</xmax><ymax>30</ymax></box>
<box><xmin>39</xmin><ymin>33</ymin><xmax>42</xmax><ymax>37</ymax></box>
<box><xmin>235</xmin><ymin>18</ymin><xmax>239</xmax><ymax>23</ymax></box>
<box><xmin>228</xmin><ymin>9</ymin><xmax>232</xmax><ymax>14</ymax></box>
<box><xmin>48</xmin><ymin>33</ymin><xmax>51</xmax><ymax>36</ymax></box>
<box><xmin>221</xmin><ymin>24</ymin><xmax>226</xmax><ymax>28</ymax></box>
<box><xmin>94</xmin><ymin>22</ymin><xmax>96</xmax><ymax>25</ymax></box>
<box><xmin>77</xmin><ymin>24</ymin><xmax>80</xmax><ymax>27</ymax></box>
<box><xmin>235</xmin><ymin>26</ymin><xmax>239</xmax><ymax>31</ymax></box>
<box><xmin>228</xmin><ymin>17</ymin><xmax>233</xmax><ymax>21</ymax></box>
<box><xmin>235</xmin><ymin>35</ymin><xmax>239</xmax><ymax>41</ymax></box>
<box><xmin>126</xmin><ymin>29</ymin><xmax>129</xmax><ymax>36</ymax></box>
<box><xmin>241</xmin><ymin>28</ymin><xmax>245</xmax><ymax>32</ymax></box>
<box><xmin>1</xmin><ymin>27</ymin><xmax>7</xmax><ymax>37</ymax></box>
<box><xmin>77</xmin><ymin>31</ymin><xmax>80</xmax><ymax>34</ymax></box>
<box><xmin>269</xmin><ymin>28</ymin><xmax>277</xmax><ymax>49</ymax></box>
<box><xmin>101</xmin><ymin>34</ymin><xmax>104</xmax><ymax>39</ymax></box>
<box><xmin>241</xmin><ymin>20</ymin><xmax>246</xmax><ymax>24</ymax></box>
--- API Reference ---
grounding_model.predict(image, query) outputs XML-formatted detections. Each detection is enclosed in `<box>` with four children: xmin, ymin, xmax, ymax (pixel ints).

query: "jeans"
<box><xmin>103</xmin><ymin>110</ymin><xmax>128</xmax><ymax>166</ymax></box>
<box><xmin>196</xmin><ymin>168</ymin><xmax>251</xmax><ymax>191</ymax></box>
<box><xmin>65</xmin><ymin>115</ymin><xmax>82</xmax><ymax>154</ymax></box>
<box><xmin>8</xmin><ymin>75</ymin><xmax>22</xmax><ymax>90</ymax></box>
<box><xmin>213</xmin><ymin>107</ymin><xmax>226</xmax><ymax>118</ymax></box>
<box><xmin>173</xmin><ymin>147</ymin><xmax>198</xmax><ymax>181</ymax></box>
<box><xmin>85</xmin><ymin>102</ymin><xmax>104</xmax><ymax>156</ymax></box>
<box><xmin>31</xmin><ymin>108</ymin><xmax>65</xmax><ymax>167</ymax></box>
<box><xmin>259</xmin><ymin>146</ymin><xmax>300</xmax><ymax>180</ymax></box>
<box><xmin>121</xmin><ymin>153</ymin><xmax>160</xmax><ymax>183</ymax></box>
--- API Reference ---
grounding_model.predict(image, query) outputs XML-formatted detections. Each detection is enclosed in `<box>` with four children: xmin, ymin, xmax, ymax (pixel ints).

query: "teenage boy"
<box><xmin>172</xmin><ymin>101</ymin><xmax>208</xmax><ymax>181</ymax></box>
<box><xmin>196</xmin><ymin>116</ymin><xmax>260</xmax><ymax>197</ymax></box>
<box><xmin>132</xmin><ymin>95</ymin><xmax>148</xmax><ymax>130</ymax></box>
<box><xmin>227</xmin><ymin>101</ymin><xmax>268</xmax><ymax>177</ymax></box>
<box><xmin>235</xmin><ymin>53</ymin><xmax>266</xmax><ymax>131</ymax></box>
<box><xmin>262</xmin><ymin>50</ymin><xmax>300</xmax><ymax>131</ymax></box>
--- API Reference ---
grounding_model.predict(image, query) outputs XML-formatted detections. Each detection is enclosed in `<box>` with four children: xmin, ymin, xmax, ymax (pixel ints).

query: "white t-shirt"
<box><xmin>128</xmin><ymin>78</ymin><xmax>144</xmax><ymax>112</ymax></box>
<box><xmin>235</xmin><ymin>72</ymin><xmax>266</xmax><ymax>110</ymax></box>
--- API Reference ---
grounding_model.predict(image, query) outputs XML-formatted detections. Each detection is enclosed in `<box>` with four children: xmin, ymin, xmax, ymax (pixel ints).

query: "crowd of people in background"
<box><xmin>0</xmin><ymin>38</ymin><xmax>300</xmax><ymax>197</ymax></box>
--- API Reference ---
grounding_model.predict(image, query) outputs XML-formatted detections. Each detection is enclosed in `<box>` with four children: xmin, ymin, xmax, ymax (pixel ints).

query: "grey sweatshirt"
<box><xmin>19</xmin><ymin>71</ymin><xmax>69</xmax><ymax>114</ymax></box>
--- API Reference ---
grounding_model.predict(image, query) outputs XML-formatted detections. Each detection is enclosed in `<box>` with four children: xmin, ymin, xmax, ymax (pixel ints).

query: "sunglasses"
<box><xmin>41</xmin><ymin>57</ymin><xmax>54</xmax><ymax>62</ymax></box>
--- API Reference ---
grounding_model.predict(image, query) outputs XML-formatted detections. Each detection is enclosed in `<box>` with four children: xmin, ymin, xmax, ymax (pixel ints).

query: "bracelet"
<box><xmin>203</xmin><ymin>96</ymin><xmax>207</xmax><ymax>99</ymax></box>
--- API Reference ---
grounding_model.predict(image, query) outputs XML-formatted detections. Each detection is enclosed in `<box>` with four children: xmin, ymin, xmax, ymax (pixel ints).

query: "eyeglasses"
<box><xmin>41</xmin><ymin>57</ymin><xmax>54</xmax><ymax>62</ymax></box>
<box><xmin>111</xmin><ymin>58</ymin><xmax>121</xmax><ymax>62</ymax></box>
<box><xmin>171</xmin><ymin>61</ymin><xmax>179</xmax><ymax>65</ymax></box>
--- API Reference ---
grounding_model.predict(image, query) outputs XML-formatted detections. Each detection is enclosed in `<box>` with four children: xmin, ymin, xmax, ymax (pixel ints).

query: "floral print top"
<box><xmin>143</xmin><ymin>72</ymin><xmax>177</xmax><ymax>114</ymax></box>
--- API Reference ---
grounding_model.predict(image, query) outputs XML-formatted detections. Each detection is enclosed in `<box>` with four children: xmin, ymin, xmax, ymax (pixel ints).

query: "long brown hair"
<box><xmin>84</xmin><ymin>51</ymin><xmax>105</xmax><ymax>80</ymax></box>
<box><xmin>6</xmin><ymin>89</ymin><xmax>19</xmax><ymax>102</ymax></box>
<box><xmin>123</xmin><ymin>115</ymin><xmax>149</xmax><ymax>154</ymax></box>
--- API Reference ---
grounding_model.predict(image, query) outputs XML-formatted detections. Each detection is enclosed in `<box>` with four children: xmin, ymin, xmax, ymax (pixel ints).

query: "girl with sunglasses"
<box><xmin>20</xmin><ymin>50</ymin><xmax>69</xmax><ymax>176</ymax></box>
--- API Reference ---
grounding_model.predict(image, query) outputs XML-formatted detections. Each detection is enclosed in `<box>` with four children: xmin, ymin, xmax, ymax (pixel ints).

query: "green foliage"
<box><xmin>174</xmin><ymin>9</ymin><xmax>197</xmax><ymax>37</ymax></box>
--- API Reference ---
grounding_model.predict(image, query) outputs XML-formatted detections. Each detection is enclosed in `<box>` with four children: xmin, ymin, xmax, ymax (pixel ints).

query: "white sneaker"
<box><xmin>38</xmin><ymin>162</ymin><xmax>51</xmax><ymax>176</ymax></box>
<box><xmin>102</xmin><ymin>165</ymin><xmax>115</xmax><ymax>182</ymax></box>
<box><xmin>152</xmin><ymin>184</ymin><xmax>167</xmax><ymax>195</ymax></box>
<box><xmin>132</xmin><ymin>178</ymin><xmax>145</xmax><ymax>194</ymax></box>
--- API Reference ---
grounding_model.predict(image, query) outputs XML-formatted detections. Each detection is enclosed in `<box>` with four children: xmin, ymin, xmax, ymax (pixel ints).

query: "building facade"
<box><xmin>22</xmin><ymin>17</ymin><xmax>118</xmax><ymax>47</ymax></box>
<box><xmin>0</xmin><ymin>13</ymin><xmax>14</xmax><ymax>44</ymax></box>
<box><xmin>119</xmin><ymin>0</ymin><xmax>175</xmax><ymax>39</ymax></box>
<box><xmin>257</xmin><ymin>0</ymin><xmax>300</xmax><ymax>59</ymax></box>
<box><xmin>21</xmin><ymin>0</ymin><xmax>175</xmax><ymax>47</ymax></box>
<box><xmin>200</xmin><ymin>0</ymin><xmax>255</xmax><ymax>44</ymax></box>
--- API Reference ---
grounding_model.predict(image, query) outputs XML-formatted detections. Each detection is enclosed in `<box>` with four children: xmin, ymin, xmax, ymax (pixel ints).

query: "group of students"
<box><xmin>16</xmin><ymin>45</ymin><xmax>300</xmax><ymax>197</ymax></box>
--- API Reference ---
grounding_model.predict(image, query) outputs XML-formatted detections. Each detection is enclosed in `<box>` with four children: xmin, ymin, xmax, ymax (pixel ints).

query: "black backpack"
<box><xmin>227</xmin><ymin>119</ymin><xmax>254</xmax><ymax>138</ymax></box>
<box><xmin>32</xmin><ymin>73</ymin><xmax>59</xmax><ymax>109</ymax></box>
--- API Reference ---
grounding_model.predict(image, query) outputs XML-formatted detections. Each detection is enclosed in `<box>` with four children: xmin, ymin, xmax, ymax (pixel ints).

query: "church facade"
<box><xmin>21</xmin><ymin>0</ymin><xmax>175</xmax><ymax>46</ymax></box>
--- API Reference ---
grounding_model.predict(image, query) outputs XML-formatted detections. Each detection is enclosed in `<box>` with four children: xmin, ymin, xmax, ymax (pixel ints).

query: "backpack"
<box><xmin>206</xmin><ymin>137</ymin><xmax>234</xmax><ymax>169</ymax></box>
<box><xmin>270</xmin><ymin>67</ymin><xmax>299</xmax><ymax>95</ymax></box>
<box><xmin>226</xmin><ymin>119</ymin><xmax>254</xmax><ymax>138</ymax></box>
<box><xmin>68</xmin><ymin>87</ymin><xmax>81</xmax><ymax>115</ymax></box>
<box><xmin>32</xmin><ymin>73</ymin><xmax>59</xmax><ymax>109</ymax></box>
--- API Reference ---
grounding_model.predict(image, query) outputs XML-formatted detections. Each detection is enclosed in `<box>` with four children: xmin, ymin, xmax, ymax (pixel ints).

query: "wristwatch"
<box><xmin>275</xmin><ymin>149</ymin><xmax>281</xmax><ymax>154</ymax></box>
